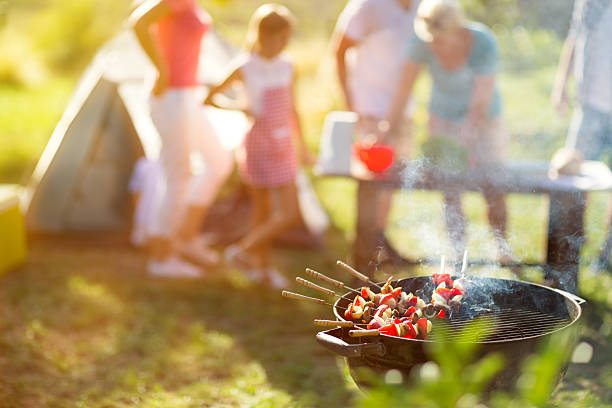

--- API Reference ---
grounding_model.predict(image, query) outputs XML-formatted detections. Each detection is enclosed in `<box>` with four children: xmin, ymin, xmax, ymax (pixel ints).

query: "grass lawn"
<box><xmin>0</xmin><ymin>223</ymin><xmax>611</xmax><ymax>407</ymax></box>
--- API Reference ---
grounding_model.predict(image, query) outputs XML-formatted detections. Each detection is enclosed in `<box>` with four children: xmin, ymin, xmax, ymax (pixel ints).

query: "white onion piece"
<box><xmin>432</xmin><ymin>292</ymin><xmax>448</xmax><ymax>307</ymax></box>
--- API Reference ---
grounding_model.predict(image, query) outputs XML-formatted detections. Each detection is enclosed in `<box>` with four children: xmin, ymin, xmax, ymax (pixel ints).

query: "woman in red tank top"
<box><xmin>131</xmin><ymin>0</ymin><xmax>232</xmax><ymax>278</ymax></box>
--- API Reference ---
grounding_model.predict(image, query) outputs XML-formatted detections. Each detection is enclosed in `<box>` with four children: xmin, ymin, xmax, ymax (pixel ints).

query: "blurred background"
<box><xmin>1</xmin><ymin>1</ymin><xmax>611</xmax><ymax>407</ymax></box>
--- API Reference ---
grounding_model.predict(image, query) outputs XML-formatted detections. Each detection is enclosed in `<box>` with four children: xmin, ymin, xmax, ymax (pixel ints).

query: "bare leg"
<box><xmin>238</xmin><ymin>183</ymin><xmax>300</xmax><ymax>269</ymax></box>
<box><xmin>178</xmin><ymin>205</ymin><xmax>209</xmax><ymax>241</ymax></box>
<box><xmin>245</xmin><ymin>186</ymin><xmax>271</xmax><ymax>268</ymax></box>
<box><xmin>483</xmin><ymin>187</ymin><xmax>508</xmax><ymax>238</ymax></box>
<box><xmin>482</xmin><ymin>186</ymin><xmax>515</xmax><ymax>264</ymax></box>
<box><xmin>354</xmin><ymin>182</ymin><xmax>396</xmax><ymax>270</ymax></box>
<box><xmin>149</xmin><ymin>236</ymin><xmax>173</xmax><ymax>260</ymax></box>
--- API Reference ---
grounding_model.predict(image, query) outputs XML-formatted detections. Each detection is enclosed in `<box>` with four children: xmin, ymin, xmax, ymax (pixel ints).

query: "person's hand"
<box><xmin>152</xmin><ymin>70</ymin><xmax>169</xmax><ymax>97</ymax></box>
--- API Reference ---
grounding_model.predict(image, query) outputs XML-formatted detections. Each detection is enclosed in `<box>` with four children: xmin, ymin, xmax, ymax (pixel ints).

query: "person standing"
<box><xmin>130</xmin><ymin>0</ymin><xmax>233</xmax><ymax>277</ymax></box>
<box><xmin>386</xmin><ymin>0</ymin><xmax>513</xmax><ymax>264</ymax></box>
<box><xmin>333</xmin><ymin>0</ymin><xmax>419</xmax><ymax>272</ymax></box>
<box><xmin>551</xmin><ymin>0</ymin><xmax>612</xmax><ymax>271</ymax></box>
<box><xmin>204</xmin><ymin>4</ymin><xmax>313</xmax><ymax>287</ymax></box>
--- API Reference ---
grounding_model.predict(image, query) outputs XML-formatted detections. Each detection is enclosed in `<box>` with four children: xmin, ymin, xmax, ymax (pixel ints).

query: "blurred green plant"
<box><xmin>358</xmin><ymin>320</ymin><xmax>579</xmax><ymax>408</ymax></box>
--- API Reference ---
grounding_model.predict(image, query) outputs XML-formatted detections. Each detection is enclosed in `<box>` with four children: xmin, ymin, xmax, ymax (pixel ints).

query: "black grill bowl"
<box><xmin>316</xmin><ymin>276</ymin><xmax>584</xmax><ymax>392</ymax></box>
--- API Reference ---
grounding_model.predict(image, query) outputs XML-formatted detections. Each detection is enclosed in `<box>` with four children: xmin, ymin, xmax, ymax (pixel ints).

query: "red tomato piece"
<box><xmin>437</xmin><ymin>309</ymin><xmax>447</xmax><ymax>319</ymax></box>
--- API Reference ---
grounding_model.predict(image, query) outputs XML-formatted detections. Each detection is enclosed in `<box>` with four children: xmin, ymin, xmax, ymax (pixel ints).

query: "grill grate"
<box><xmin>428</xmin><ymin>307</ymin><xmax>572</xmax><ymax>342</ymax></box>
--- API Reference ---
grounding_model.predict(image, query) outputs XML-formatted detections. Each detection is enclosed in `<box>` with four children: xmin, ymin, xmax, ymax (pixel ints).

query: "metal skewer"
<box><xmin>336</xmin><ymin>260</ymin><xmax>383</xmax><ymax>290</ymax></box>
<box><xmin>305</xmin><ymin>268</ymin><xmax>361</xmax><ymax>295</ymax></box>
<box><xmin>296</xmin><ymin>277</ymin><xmax>338</xmax><ymax>297</ymax></box>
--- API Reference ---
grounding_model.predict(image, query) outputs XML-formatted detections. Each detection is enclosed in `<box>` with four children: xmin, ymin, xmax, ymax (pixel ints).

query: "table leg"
<box><xmin>545</xmin><ymin>191</ymin><xmax>586</xmax><ymax>293</ymax></box>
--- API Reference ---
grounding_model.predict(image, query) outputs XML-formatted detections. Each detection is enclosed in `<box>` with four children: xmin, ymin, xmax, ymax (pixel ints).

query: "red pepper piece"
<box><xmin>432</xmin><ymin>273</ymin><xmax>453</xmax><ymax>287</ymax></box>
<box><xmin>450</xmin><ymin>287</ymin><xmax>463</xmax><ymax>298</ymax></box>
<box><xmin>403</xmin><ymin>306</ymin><xmax>416</xmax><ymax>317</ymax></box>
<box><xmin>416</xmin><ymin>318</ymin><xmax>429</xmax><ymax>339</ymax></box>
<box><xmin>406</xmin><ymin>296</ymin><xmax>418</xmax><ymax>307</ymax></box>
<box><xmin>361</xmin><ymin>287</ymin><xmax>369</xmax><ymax>299</ymax></box>
<box><xmin>379</xmin><ymin>323</ymin><xmax>399</xmax><ymax>337</ymax></box>
<box><xmin>437</xmin><ymin>309</ymin><xmax>447</xmax><ymax>319</ymax></box>
<box><xmin>436</xmin><ymin>287</ymin><xmax>453</xmax><ymax>301</ymax></box>
<box><xmin>380</xmin><ymin>293</ymin><xmax>397</xmax><ymax>307</ymax></box>
<box><xmin>402</xmin><ymin>323</ymin><xmax>417</xmax><ymax>339</ymax></box>
<box><xmin>344</xmin><ymin>307</ymin><xmax>352</xmax><ymax>320</ymax></box>
<box><xmin>374</xmin><ymin>304</ymin><xmax>389</xmax><ymax>318</ymax></box>
<box><xmin>391</xmin><ymin>287</ymin><xmax>403</xmax><ymax>300</ymax></box>
<box><xmin>367</xmin><ymin>316</ymin><xmax>383</xmax><ymax>330</ymax></box>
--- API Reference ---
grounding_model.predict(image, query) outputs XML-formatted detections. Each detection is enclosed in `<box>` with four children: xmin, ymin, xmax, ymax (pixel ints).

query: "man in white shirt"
<box><xmin>334</xmin><ymin>0</ymin><xmax>419</xmax><ymax>271</ymax></box>
<box><xmin>552</xmin><ymin>0</ymin><xmax>612</xmax><ymax>272</ymax></box>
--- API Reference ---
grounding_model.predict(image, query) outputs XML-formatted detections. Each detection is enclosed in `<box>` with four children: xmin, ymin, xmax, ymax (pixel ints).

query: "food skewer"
<box><xmin>296</xmin><ymin>277</ymin><xmax>338</xmax><ymax>297</ymax></box>
<box><xmin>281</xmin><ymin>290</ymin><xmax>348</xmax><ymax>310</ymax></box>
<box><xmin>336</xmin><ymin>260</ymin><xmax>383</xmax><ymax>290</ymax></box>
<box><xmin>305</xmin><ymin>268</ymin><xmax>361</xmax><ymax>295</ymax></box>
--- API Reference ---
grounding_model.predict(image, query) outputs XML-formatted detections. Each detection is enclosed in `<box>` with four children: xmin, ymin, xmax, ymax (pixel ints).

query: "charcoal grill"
<box><xmin>316</xmin><ymin>276</ymin><xmax>584</xmax><ymax>391</ymax></box>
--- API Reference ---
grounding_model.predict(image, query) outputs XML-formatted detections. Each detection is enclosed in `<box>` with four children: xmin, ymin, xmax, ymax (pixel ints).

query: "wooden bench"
<box><xmin>317</xmin><ymin>158</ymin><xmax>612</xmax><ymax>293</ymax></box>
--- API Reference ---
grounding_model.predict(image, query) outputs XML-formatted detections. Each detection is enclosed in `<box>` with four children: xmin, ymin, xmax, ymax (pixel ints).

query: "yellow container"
<box><xmin>0</xmin><ymin>186</ymin><xmax>27</xmax><ymax>275</ymax></box>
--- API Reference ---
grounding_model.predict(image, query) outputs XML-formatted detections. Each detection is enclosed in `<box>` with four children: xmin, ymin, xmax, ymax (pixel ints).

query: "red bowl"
<box><xmin>354</xmin><ymin>143</ymin><xmax>395</xmax><ymax>173</ymax></box>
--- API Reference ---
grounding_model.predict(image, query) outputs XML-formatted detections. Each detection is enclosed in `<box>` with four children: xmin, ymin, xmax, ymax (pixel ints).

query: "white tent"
<box><xmin>23</xmin><ymin>30</ymin><xmax>247</xmax><ymax>232</ymax></box>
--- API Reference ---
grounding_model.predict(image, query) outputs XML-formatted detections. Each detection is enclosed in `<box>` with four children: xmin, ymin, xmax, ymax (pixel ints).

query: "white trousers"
<box><xmin>149</xmin><ymin>88</ymin><xmax>233</xmax><ymax>237</ymax></box>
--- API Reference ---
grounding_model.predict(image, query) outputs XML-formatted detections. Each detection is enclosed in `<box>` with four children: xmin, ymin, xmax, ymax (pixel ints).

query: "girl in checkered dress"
<box><xmin>204</xmin><ymin>4</ymin><xmax>313</xmax><ymax>286</ymax></box>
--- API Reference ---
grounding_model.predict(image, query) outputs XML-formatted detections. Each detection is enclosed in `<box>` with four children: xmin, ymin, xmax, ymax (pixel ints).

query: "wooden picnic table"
<box><xmin>318</xmin><ymin>159</ymin><xmax>612</xmax><ymax>293</ymax></box>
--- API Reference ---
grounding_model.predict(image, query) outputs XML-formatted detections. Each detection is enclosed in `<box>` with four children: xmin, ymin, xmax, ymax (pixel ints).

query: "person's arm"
<box><xmin>203</xmin><ymin>67</ymin><xmax>250</xmax><ymax>114</ymax></box>
<box><xmin>551</xmin><ymin>33</ymin><xmax>576</xmax><ymax>116</ymax></box>
<box><xmin>129</xmin><ymin>0</ymin><xmax>172</xmax><ymax>96</ymax></box>
<box><xmin>467</xmin><ymin>74</ymin><xmax>495</xmax><ymax>129</ymax></box>
<box><xmin>290</xmin><ymin>71</ymin><xmax>315</xmax><ymax>166</ymax></box>
<box><xmin>386</xmin><ymin>60</ymin><xmax>422</xmax><ymax>138</ymax></box>
<box><xmin>333</xmin><ymin>32</ymin><xmax>358</xmax><ymax>112</ymax></box>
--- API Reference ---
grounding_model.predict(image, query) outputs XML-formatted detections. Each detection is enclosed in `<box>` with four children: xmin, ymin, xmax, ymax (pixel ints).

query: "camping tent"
<box><xmin>23</xmin><ymin>30</ymin><xmax>245</xmax><ymax>232</ymax></box>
